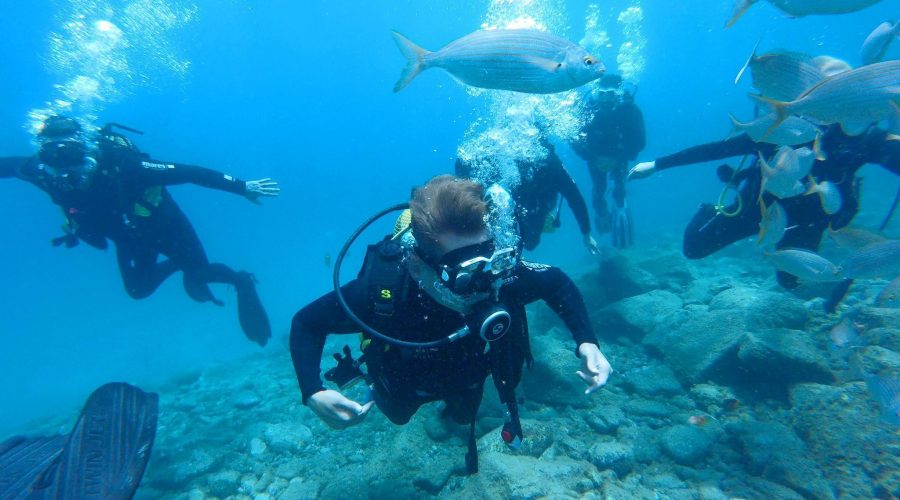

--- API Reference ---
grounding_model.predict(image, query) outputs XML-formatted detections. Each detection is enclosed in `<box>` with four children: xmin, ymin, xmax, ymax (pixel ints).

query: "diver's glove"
<box><xmin>244</xmin><ymin>178</ymin><xmax>281</xmax><ymax>204</ymax></box>
<box><xmin>582</xmin><ymin>233</ymin><xmax>600</xmax><ymax>255</ymax></box>
<box><xmin>627</xmin><ymin>161</ymin><xmax>657</xmax><ymax>180</ymax></box>
<box><xmin>51</xmin><ymin>233</ymin><xmax>79</xmax><ymax>248</ymax></box>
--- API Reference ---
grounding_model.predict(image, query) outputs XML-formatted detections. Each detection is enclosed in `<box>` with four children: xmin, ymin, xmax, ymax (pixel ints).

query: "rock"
<box><xmin>206</xmin><ymin>470</ymin><xmax>240</xmax><ymax>498</ymax></box>
<box><xmin>708</xmin><ymin>286</ymin><xmax>809</xmax><ymax>330</ymax></box>
<box><xmin>622</xmin><ymin>364</ymin><xmax>684</xmax><ymax>396</ymax></box>
<box><xmin>249</xmin><ymin>437</ymin><xmax>267</xmax><ymax>456</ymax></box>
<box><xmin>689</xmin><ymin>384</ymin><xmax>737</xmax><ymax>412</ymax></box>
<box><xmin>451</xmin><ymin>449</ymin><xmax>598</xmax><ymax>499</ymax></box>
<box><xmin>855</xmin><ymin>307</ymin><xmax>900</xmax><ymax>330</ymax></box>
<box><xmin>625</xmin><ymin>399</ymin><xmax>675</xmax><ymax>419</ymax></box>
<box><xmin>659</xmin><ymin>425</ymin><xmax>713</xmax><ymax>465</ymax></box>
<box><xmin>763</xmin><ymin>455</ymin><xmax>836</xmax><ymax>500</ymax></box>
<box><xmin>264</xmin><ymin>422</ymin><xmax>313</xmax><ymax>454</ymax></box>
<box><xmin>588</xmin><ymin>441</ymin><xmax>635</xmax><ymax>476</ymax></box>
<box><xmin>728</xmin><ymin>421</ymin><xmax>805</xmax><ymax>474</ymax></box>
<box><xmin>368</xmin><ymin>478</ymin><xmax>419</xmax><ymax>500</ymax></box>
<box><xmin>864</xmin><ymin>328</ymin><xmax>900</xmax><ymax>352</ymax></box>
<box><xmin>232</xmin><ymin>390</ymin><xmax>261</xmax><ymax>410</ymax></box>
<box><xmin>643</xmin><ymin>310</ymin><xmax>748</xmax><ymax>384</ymax></box>
<box><xmin>172</xmin><ymin>449</ymin><xmax>218</xmax><ymax>484</ymax></box>
<box><xmin>736</xmin><ymin>329</ymin><xmax>834</xmax><ymax>386</ymax></box>
<box><xmin>593</xmin><ymin>290</ymin><xmax>684</xmax><ymax>341</ymax></box>
<box><xmin>274</xmin><ymin>458</ymin><xmax>304</xmax><ymax>479</ymax></box>
<box><xmin>849</xmin><ymin>346</ymin><xmax>900</xmax><ymax>377</ymax></box>
<box><xmin>637</xmin><ymin>252</ymin><xmax>694</xmax><ymax>291</ymax></box>
<box><xmin>790</xmin><ymin>382</ymin><xmax>900</xmax><ymax>499</ymax></box>
<box><xmin>584</xmin><ymin>405</ymin><xmax>626</xmax><ymax>434</ymax></box>
<box><xmin>597</xmin><ymin>255</ymin><xmax>660</xmax><ymax>302</ymax></box>
<box><xmin>520</xmin><ymin>337</ymin><xmax>592</xmax><ymax>408</ymax></box>
<box><xmin>281</xmin><ymin>478</ymin><xmax>320</xmax><ymax>499</ymax></box>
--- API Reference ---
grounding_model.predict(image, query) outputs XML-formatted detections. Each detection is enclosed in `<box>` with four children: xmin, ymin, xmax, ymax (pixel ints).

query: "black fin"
<box><xmin>0</xmin><ymin>435</ymin><xmax>67</xmax><ymax>499</ymax></box>
<box><xmin>33</xmin><ymin>382</ymin><xmax>159</xmax><ymax>499</ymax></box>
<box><xmin>236</xmin><ymin>272</ymin><xmax>272</xmax><ymax>347</ymax></box>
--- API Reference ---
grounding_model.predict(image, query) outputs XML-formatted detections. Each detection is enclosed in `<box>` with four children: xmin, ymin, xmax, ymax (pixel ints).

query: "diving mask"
<box><xmin>436</xmin><ymin>240</ymin><xmax>517</xmax><ymax>296</ymax></box>
<box><xmin>39</xmin><ymin>140</ymin><xmax>88</xmax><ymax>170</ymax></box>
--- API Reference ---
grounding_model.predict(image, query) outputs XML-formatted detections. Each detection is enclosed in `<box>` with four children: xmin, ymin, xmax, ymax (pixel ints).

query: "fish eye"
<box><xmin>583</xmin><ymin>56</ymin><xmax>594</xmax><ymax>66</ymax></box>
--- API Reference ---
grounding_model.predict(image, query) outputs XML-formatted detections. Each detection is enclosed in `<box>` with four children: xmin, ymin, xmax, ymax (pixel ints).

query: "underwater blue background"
<box><xmin>0</xmin><ymin>0</ymin><xmax>897</xmax><ymax>436</ymax></box>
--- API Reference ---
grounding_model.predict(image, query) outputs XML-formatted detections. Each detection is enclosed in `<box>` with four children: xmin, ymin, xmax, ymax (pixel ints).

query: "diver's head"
<box><xmin>593</xmin><ymin>73</ymin><xmax>624</xmax><ymax>106</ymax></box>
<box><xmin>409</xmin><ymin>175</ymin><xmax>490</xmax><ymax>263</ymax></box>
<box><xmin>36</xmin><ymin>116</ymin><xmax>95</xmax><ymax>190</ymax></box>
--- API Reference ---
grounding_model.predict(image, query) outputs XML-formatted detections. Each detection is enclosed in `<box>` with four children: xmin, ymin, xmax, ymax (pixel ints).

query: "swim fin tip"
<box><xmin>236</xmin><ymin>271</ymin><xmax>272</xmax><ymax>347</ymax></box>
<box><xmin>0</xmin><ymin>382</ymin><xmax>159</xmax><ymax>500</ymax></box>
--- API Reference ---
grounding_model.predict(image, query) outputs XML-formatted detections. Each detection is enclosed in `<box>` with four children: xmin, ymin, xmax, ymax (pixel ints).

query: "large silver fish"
<box><xmin>736</xmin><ymin>47</ymin><xmax>825</xmax><ymax>101</ymax></box>
<box><xmin>759</xmin><ymin>146</ymin><xmax>816</xmax><ymax>198</ymax></box>
<box><xmin>840</xmin><ymin>240</ymin><xmax>900</xmax><ymax>279</ymax></box>
<box><xmin>729</xmin><ymin>112</ymin><xmax>821</xmax><ymax>145</ymax></box>
<box><xmin>861</xmin><ymin>21</ymin><xmax>900</xmax><ymax>66</ymax></box>
<box><xmin>876</xmin><ymin>276</ymin><xmax>900</xmax><ymax>307</ymax></box>
<box><xmin>768</xmin><ymin>249</ymin><xmax>842</xmax><ymax>282</ymax></box>
<box><xmin>753</xmin><ymin>60</ymin><xmax>900</xmax><ymax>136</ymax></box>
<box><xmin>391</xmin><ymin>29</ymin><xmax>605</xmax><ymax>94</ymax></box>
<box><xmin>728</xmin><ymin>0</ymin><xmax>886</xmax><ymax>27</ymax></box>
<box><xmin>757</xmin><ymin>199</ymin><xmax>787</xmax><ymax>249</ymax></box>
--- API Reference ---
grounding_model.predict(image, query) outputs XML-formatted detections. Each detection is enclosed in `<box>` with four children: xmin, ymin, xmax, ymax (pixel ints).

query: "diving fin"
<box><xmin>235</xmin><ymin>271</ymin><xmax>272</xmax><ymax>347</ymax></box>
<box><xmin>0</xmin><ymin>382</ymin><xmax>159</xmax><ymax>500</ymax></box>
<box><xmin>611</xmin><ymin>204</ymin><xmax>634</xmax><ymax>249</ymax></box>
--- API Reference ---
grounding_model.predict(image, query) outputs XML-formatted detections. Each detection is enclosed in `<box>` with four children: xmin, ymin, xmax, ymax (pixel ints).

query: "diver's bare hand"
<box><xmin>245</xmin><ymin>178</ymin><xmax>281</xmax><ymax>204</ymax></box>
<box><xmin>307</xmin><ymin>390</ymin><xmax>373</xmax><ymax>429</ymax></box>
<box><xmin>627</xmin><ymin>161</ymin><xmax>657</xmax><ymax>181</ymax></box>
<box><xmin>576</xmin><ymin>343</ymin><xmax>612</xmax><ymax>395</ymax></box>
<box><xmin>583</xmin><ymin>233</ymin><xmax>600</xmax><ymax>255</ymax></box>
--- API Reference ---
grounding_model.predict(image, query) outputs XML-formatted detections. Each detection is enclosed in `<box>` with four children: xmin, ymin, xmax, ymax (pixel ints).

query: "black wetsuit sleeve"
<box><xmin>290</xmin><ymin>280</ymin><xmax>366</xmax><ymax>404</ymax></box>
<box><xmin>0</xmin><ymin>157</ymin><xmax>30</xmax><ymax>178</ymax></box>
<box><xmin>512</xmin><ymin>263</ymin><xmax>597</xmax><ymax>350</ymax></box>
<box><xmin>554</xmin><ymin>163</ymin><xmax>592</xmax><ymax>234</ymax></box>
<box><xmin>131</xmin><ymin>158</ymin><xmax>247</xmax><ymax>194</ymax></box>
<box><xmin>655</xmin><ymin>134</ymin><xmax>776</xmax><ymax>171</ymax></box>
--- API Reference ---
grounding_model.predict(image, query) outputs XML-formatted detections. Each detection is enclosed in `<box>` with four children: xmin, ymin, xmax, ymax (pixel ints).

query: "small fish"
<box><xmin>865</xmin><ymin>374</ymin><xmax>900</xmax><ymax>425</ymax></box>
<box><xmin>758</xmin><ymin>199</ymin><xmax>788</xmax><ymax>249</ymax></box>
<box><xmin>805</xmin><ymin>180</ymin><xmax>843</xmax><ymax>215</ymax></box>
<box><xmin>729</xmin><ymin>113</ymin><xmax>821</xmax><ymax>146</ymax></box>
<box><xmin>861</xmin><ymin>21</ymin><xmax>900</xmax><ymax>66</ymax></box>
<box><xmin>688</xmin><ymin>415</ymin><xmax>713</xmax><ymax>426</ymax></box>
<box><xmin>752</xmin><ymin>60</ymin><xmax>900</xmax><ymax>137</ymax></box>
<box><xmin>827</xmin><ymin>227</ymin><xmax>887</xmax><ymax>250</ymax></box>
<box><xmin>829</xmin><ymin>314</ymin><xmax>861</xmax><ymax>348</ymax></box>
<box><xmin>876</xmin><ymin>276</ymin><xmax>900</xmax><ymax>307</ymax></box>
<box><xmin>728</xmin><ymin>0</ymin><xmax>886</xmax><ymax>27</ymax></box>
<box><xmin>723</xmin><ymin>398</ymin><xmax>741</xmax><ymax>411</ymax></box>
<box><xmin>736</xmin><ymin>47</ymin><xmax>826</xmax><ymax>101</ymax></box>
<box><xmin>323</xmin><ymin>252</ymin><xmax>332</xmax><ymax>269</ymax></box>
<box><xmin>768</xmin><ymin>249</ymin><xmax>842</xmax><ymax>282</ymax></box>
<box><xmin>840</xmin><ymin>240</ymin><xmax>900</xmax><ymax>279</ymax></box>
<box><xmin>391</xmin><ymin>29</ymin><xmax>604</xmax><ymax>94</ymax></box>
<box><xmin>758</xmin><ymin>146</ymin><xmax>815</xmax><ymax>199</ymax></box>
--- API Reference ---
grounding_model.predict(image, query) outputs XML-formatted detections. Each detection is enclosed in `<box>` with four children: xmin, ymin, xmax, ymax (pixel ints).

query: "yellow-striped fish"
<box><xmin>752</xmin><ymin>60</ymin><xmax>900</xmax><ymax>137</ymax></box>
<box><xmin>391</xmin><ymin>29</ymin><xmax>605</xmax><ymax>94</ymax></box>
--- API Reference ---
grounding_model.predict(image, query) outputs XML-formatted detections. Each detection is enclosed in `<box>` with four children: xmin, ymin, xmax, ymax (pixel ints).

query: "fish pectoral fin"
<box><xmin>726</xmin><ymin>0</ymin><xmax>756</xmax><ymax>28</ymax></box>
<box><xmin>734</xmin><ymin>39</ymin><xmax>760</xmax><ymax>83</ymax></box>
<box><xmin>839</xmin><ymin>120</ymin><xmax>873</xmax><ymax>136</ymax></box>
<box><xmin>522</xmin><ymin>55</ymin><xmax>563</xmax><ymax>73</ymax></box>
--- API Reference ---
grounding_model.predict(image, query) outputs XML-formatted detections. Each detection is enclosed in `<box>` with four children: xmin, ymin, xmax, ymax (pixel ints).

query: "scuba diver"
<box><xmin>290</xmin><ymin>175</ymin><xmax>612</xmax><ymax>473</ymax></box>
<box><xmin>628</xmin><ymin>123</ymin><xmax>899</xmax><ymax>310</ymax></box>
<box><xmin>571</xmin><ymin>73</ymin><xmax>646</xmax><ymax>249</ymax></box>
<box><xmin>0</xmin><ymin>115</ymin><xmax>279</xmax><ymax>346</ymax></box>
<box><xmin>454</xmin><ymin>141</ymin><xmax>600</xmax><ymax>255</ymax></box>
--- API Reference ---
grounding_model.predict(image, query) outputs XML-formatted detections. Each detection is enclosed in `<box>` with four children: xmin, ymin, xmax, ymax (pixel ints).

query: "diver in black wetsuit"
<box><xmin>0</xmin><ymin>116</ymin><xmax>279</xmax><ymax>346</ymax></box>
<box><xmin>454</xmin><ymin>142</ymin><xmax>599</xmax><ymax>254</ymax></box>
<box><xmin>290</xmin><ymin>175</ymin><xmax>611</xmax><ymax>471</ymax></box>
<box><xmin>571</xmin><ymin>73</ymin><xmax>646</xmax><ymax>248</ymax></box>
<box><xmin>628</xmin><ymin>124</ymin><xmax>899</xmax><ymax>296</ymax></box>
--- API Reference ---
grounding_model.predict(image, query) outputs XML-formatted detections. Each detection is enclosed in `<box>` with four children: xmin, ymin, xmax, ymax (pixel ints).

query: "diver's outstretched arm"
<box><xmin>0</xmin><ymin>157</ymin><xmax>30</xmax><ymax>179</ymax></box>
<box><xmin>134</xmin><ymin>158</ymin><xmax>280</xmax><ymax>202</ymax></box>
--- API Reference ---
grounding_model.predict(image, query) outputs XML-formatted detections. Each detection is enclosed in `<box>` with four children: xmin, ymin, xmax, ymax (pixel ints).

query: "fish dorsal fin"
<box><xmin>735</xmin><ymin>39</ymin><xmax>761</xmax><ymax>84</ymax></box>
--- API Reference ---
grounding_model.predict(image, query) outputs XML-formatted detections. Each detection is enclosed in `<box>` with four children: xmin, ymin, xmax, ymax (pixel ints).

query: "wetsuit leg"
<box><xmin>371</xmin><ymin>385</ymin><xmax>425</xmax><ymax>425</ymax></box>
<box><xmin>442</xmin><ymin>384</ymin><xmax>485</xmax><ymax>425</ymax></box>
<box><xmin>682</xmin><ymin>170</ymin><xmax>761</xmax><ymax>259</ymax></box>
<box><xmin>115</xmin><ymin>242</ymin><xmax>178</xmax><ymax>300</ymax></box>
<box><xmin>611</xmin><ymin>166</ymin><xmax>627</xmax><ymax>209</ymax></box>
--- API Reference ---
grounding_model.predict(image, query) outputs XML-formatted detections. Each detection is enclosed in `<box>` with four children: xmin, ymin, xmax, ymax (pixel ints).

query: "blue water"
<box><xmin>0</xmin><ymin>0</ymin><xmax>898</xmax><ymax>494</ymax></box>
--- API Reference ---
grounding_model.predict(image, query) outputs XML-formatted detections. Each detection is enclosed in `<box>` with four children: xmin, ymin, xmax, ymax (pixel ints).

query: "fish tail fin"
<box><xmin>804</xmin><ymin>178</ymin><xmax>820</xmax><ymax>196</ymax></box>
<box><xmin>391</xmin><ymin>30</ymin><xmax>430</xmax><ymax>93</ymax></box>
<box><xmin>756</xmin><ymin>198</ymin><xmax>768</xmax><ymax>245</ymax></box>
<box><xmin>757</xmin><ymin>152</ymin><xmax>773</xmax><ymax>201</ymax></box>
<box><xmin>726</xmin><ymin>0</ymin><xmax>757</xmax><ymax>28</ymax></box>
<box><xmin>727</xmin><ymin>113</ymin><xmax>744</xmax><ymax>139</ymax></box>
<box><xmin>749</xmin><ymin>93</ymin><xmax>790</xmax><ymax>140</ymax></box>
<box><xmin>813</xmin><ymin>132</ymin><xmax>827</xmax><ymax>161</ymax></box>
<box><xmin>734</xmin><ymin>39</ymin><xmax>760</xmax><ymax>83</ymax></box>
